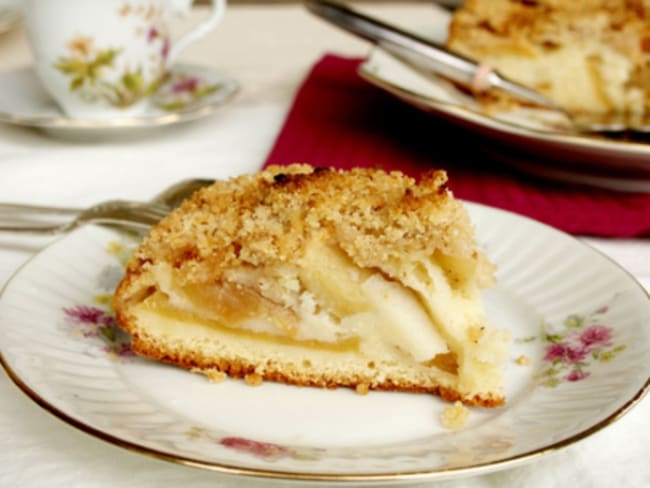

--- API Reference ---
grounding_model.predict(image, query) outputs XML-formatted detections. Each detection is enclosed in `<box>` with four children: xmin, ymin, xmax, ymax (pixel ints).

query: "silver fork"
<box><xmin>0</xmin><ymin>200</ymin><xmax>171</xmax><ymax>234</ymax></box>
<box><xmin>0</xmin><ymin>178</ymin><xmax>213</xmax><ymax>228</ymax></box>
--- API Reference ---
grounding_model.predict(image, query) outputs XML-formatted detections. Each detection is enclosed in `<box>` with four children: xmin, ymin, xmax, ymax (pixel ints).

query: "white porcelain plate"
<box><xmin>0</xmin><ymin>63</ymin><xmax>238</xmax><ymax>133</ymax></box>
<box><xmin>359</xmin><ymin>45</ymin><xmax>650</xmax><ymax>193</ymax></box>
<box><xmin>0</xmin><ymin>203</ymin><xmax>649</xmax><ymax>484</ymax></box>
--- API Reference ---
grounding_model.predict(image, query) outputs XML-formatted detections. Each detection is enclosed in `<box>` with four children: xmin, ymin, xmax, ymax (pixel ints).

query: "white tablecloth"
<box><xmin>0</xmin><ymin>4</ymin><xmax>649</xmax><ymax>487</ymax></box>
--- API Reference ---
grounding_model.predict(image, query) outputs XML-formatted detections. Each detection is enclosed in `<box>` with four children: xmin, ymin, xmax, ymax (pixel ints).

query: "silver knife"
<box><xmin>305</xmin><ymin>0</ymin><xmax>561</xmax><ymax>111</ymax></box>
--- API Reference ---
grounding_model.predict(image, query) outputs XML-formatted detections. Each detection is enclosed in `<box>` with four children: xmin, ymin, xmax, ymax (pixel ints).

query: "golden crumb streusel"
<box><xmin>440</xmin><ymin>401</ymin><xmax>470</xmax><ymax>430</ymax></box>
<box><xmin>446</xmin><ymin>0</ymin><xmax>650</xmax><ymax>116</ymax></box>
<box><xmin>448</xmin><ymin>0</ymin><xmax>650</xmax><ymax>59</ymax></box>
<box><xmin>126</xmin><ymin>164</ymin><xmax>486</xmax><ymax>286</ymax></box>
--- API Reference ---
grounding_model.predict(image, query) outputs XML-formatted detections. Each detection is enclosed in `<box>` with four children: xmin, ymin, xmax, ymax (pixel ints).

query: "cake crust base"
<box><xmin>117</xmin><ymin>306</ymin><xmax>504</xmax><ymax>408</ymax></box>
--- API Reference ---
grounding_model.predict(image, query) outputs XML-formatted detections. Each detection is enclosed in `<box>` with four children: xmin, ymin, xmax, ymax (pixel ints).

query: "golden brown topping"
<box><xmin>126</xmin><ymin>165</ymin><xmax>482</xmax><ymax>286</ymax></box>
<box><xmin>449</xmin><ymin>0</ymin><xmax>650</xmax><ymax>58</ymax></box>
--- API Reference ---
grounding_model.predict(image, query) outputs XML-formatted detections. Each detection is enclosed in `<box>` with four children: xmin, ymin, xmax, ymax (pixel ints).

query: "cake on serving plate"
<box><xmin>113</xmin><ymin>165</ymin><xmax>509</xmax><ymax>407</ymax></box>
<box><xmin>446</xmin><ymin>0</ymin><xmax>650</xmax><ymax>119</ymax></box>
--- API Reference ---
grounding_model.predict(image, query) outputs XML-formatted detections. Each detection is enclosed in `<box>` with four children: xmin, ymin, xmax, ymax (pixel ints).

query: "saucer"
<box><xmin>0</xmin><ymin>63</ymin><xmax>239</xmax><ymax>133</ymax></box>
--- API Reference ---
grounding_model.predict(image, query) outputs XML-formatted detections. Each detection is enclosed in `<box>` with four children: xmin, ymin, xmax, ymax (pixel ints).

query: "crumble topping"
<box><xmin>447</xmin><ymin>0</ymin><xmax>650</xmax><ymax>116</ymax></box>
<box><xmin>448</xmin><ymin>0</ymin><xmax>650</xmax><ymax>58</ymax></box>
<box><xmin>127</xmin><ymin>164</ymin><xmax>492</xmax><ymax>287</ymax></box>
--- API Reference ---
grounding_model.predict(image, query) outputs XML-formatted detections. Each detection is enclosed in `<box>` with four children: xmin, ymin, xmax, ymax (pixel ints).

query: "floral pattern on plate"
<box><xmin>59</xmin><ymin>235</ymin><xmax>138</xmax><ymax>361</ymax></box>
<box><xmin>62</xmin><ymin>305</ymin><xmax>133</xmax><ymax>361</ymax></box>
<box><xmin>540</xmin><ymin>311</ymin><xmax>626</xmax><ymax>386</ymax></box>
<box><xmin>518</xmin><ymin>304</ymin><xmax>627</xmax><ymax>387</ymax></box>
<box><xmin>185</xmin><ymin>427</ymin><xmax>321</xmax><ymax>462</ymax></box>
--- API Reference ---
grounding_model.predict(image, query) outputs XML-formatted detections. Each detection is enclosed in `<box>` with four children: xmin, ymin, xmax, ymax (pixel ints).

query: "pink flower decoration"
<box><xmin>544</xmin><ymin>341</ymin><xmax>588</xmax><ymax>364</ymax></box>
<box><xmin>220</xmin><ymin>437</ymin><xmax>291</xmax><ymax>459</ymax></box>
<box><xmin>63</xmin><ymin>306</ymin><xmax>109</xmax><ymax>325</ymax></box>
<box><xmin>172</xmin><ymin>77</ymin><xmax>199</xmax><ymax>93</ymax></box>
<box><xmin>565</xmin><ymin>344</ymin><xmax>588</xmax><ymax>363</ymax></box>
<box><xmin>579</xmin><ymin>325</ymin><xmax>613</xmax><ymax>349</ymax></box>
<box><xmin>147</xmin><ymin>27</ymin><xmax>159</xmax><ymax>43</ymax></box>
<box><xmin>544</xmin><ymin>343</ymin><xmax>566</xmax><ymax>361</ymax></box>
<box><xmin>539</xmin><ymin>306</ymin><xmax>624</xmax><ymax>388</ymax></box>
<box><xmin>161</xmin><ymin>38</ymin><xmax>170</xmax><ymax>59</ymax></box>
<box><xmin>63</xmin><ymin>304</ymin><xmax>132</xmax><ymax>361</ymax></box>
<box><xmin>565</xmin><ymin>370</ymin><xmax>591</xmax><ymax>382</ymax></box>
<box><xmin>102</xmin><ymin>342</ymin><xmax>134</xmax><ymax>358</ymax></box>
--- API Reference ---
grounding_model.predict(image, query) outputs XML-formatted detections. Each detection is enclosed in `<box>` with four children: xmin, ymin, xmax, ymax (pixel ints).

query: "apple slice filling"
<box><xmin>132</xmin><ymin>241</ymin><xmax>507</xmax><ymax>397</ymax></box>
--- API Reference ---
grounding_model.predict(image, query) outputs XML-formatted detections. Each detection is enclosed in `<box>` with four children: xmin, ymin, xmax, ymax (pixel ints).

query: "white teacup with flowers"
<box><xmin>23</xmin><ymin>0</ymin><xmax>226</xmax><ymax>119</ymax></box>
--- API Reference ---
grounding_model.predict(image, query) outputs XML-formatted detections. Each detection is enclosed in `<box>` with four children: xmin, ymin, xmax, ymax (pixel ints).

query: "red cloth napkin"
<box><xmin>263</xmin><ymin>55</ymin><xmax>650</xmax><ymax>237</ymax></box>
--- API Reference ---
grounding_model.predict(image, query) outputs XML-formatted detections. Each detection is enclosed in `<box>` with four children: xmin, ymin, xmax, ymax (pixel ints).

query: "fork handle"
<box><xmin>0</xmin><ymin>203</ymin><xmax>81</xmax><ymax>215</ymax></box>
<box><xmin>0</xmin><ymin>219</ymin><xmax>154</xmax><ymax>234</ymax></box>
<box><xmin>0</xmin><ymin>224</ymin><xmax>69</xmax><ymax>235</ymax></box>
<box><xmin>0</xmin><ymin>203</ymin><xmax>81</xmax><ymax>228</ymax></box>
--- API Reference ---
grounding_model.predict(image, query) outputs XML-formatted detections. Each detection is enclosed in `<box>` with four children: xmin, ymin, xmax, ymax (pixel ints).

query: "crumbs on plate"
<box><xmin>440</xmin><ymin>401</ymin><xmax>470</xmax><ymax>430</ymax></box>
<box><xmin>516</xmin><ymin>355</ymin><xmax>531</xmax><ymax>366</ymax></box>
<box><xmin>355</xmin><ymin>383</ymin><xmax>370</xmax><ymax>395</ymax></box>
<box><xmin>244</xmin><ymin>372</ymin><xmax>264</xmax><ymax>386</ymax></box>
<box><xmin>193</xmin><ymin>368</ymin><xmax>227</xmax><ymax>383</ymax></box>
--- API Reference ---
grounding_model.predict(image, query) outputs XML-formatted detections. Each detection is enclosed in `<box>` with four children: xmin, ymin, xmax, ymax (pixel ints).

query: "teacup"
<box><xmin>23</xmin><ymin>0</ymin><xmax>226</xmax><ymax>119</ymax></box>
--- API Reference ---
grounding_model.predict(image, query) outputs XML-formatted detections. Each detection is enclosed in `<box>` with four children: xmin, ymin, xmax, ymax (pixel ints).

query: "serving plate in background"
<box><xmin>359</xmin><ymin>49</ymin><xmax>650</xmax><ymax>193</ymax></box>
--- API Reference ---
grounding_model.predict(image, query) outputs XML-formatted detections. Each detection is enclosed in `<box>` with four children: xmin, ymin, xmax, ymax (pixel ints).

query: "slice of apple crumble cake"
<box><xmin>114</xmin><ymin>165</ymin><xmax>509</xmax><ymax>407</ymax></box>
